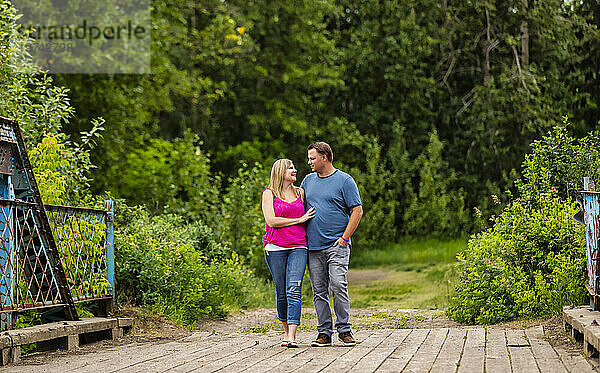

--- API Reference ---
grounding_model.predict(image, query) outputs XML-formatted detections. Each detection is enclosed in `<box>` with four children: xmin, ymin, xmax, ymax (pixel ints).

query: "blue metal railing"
<box><xmin>0</xmin><ymin>116</ymin><xmax>115</xmax><ymax>329</ymax></box>
<box><xmin>0</xmin><ymin>200</ymin><xmax>114</xmax><ymax>314</ymax></box>
<box><xmin>577</xmin><ymin>190</ymin><xmax>600</xmax><ymax>309</ymax></box>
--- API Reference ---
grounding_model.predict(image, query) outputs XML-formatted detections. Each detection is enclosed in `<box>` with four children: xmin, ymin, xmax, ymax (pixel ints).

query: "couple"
<box><xmin>261</xmin><ymin>141</ymin><xmax>363</xmax><ymax>348</ymax></box>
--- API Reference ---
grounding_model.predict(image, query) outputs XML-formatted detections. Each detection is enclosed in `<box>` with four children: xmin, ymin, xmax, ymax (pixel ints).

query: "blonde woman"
<box><xmin>262</xmin><ymin>159</ymin><xmax>315</xmax><ymax>348</ymax></box>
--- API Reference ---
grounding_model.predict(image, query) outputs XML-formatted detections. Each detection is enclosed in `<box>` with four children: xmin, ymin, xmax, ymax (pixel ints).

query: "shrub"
<box><xmin>516</xmin><ymin>116</ymin><xmax>600</xmax><ymax>205</ymax></box>
<box><xmin>349</xmin><ymin>135</ymin><xmax>399</xmax><ymax>250</ymax></box>
<box><xmin>115</xmin><ymin>204</ymin><xmax>269</xmax><ymax>325</ymax></box>
<box><xmin>29</xmin><ymin>126</ymin><xmax>104</xmax><ymax>205</ymax></box>
<box><xmin>109</xmin><ymin>131</ymin><xmax>220</xmax><ymax>222</ymax></box>
<box><xmin>212</xmin><ymin>162</ymin><xmax>270</xmax><ymax>278</ymax></box>
<box><xmin>448</xmin><ymin>119</ymin><xmax>591</xmax><ymax>324</ymax></box>
<box><xmin>448</xmin><ymin>195</ymin><xmax>586</xmax><ymax>324</ymax></box>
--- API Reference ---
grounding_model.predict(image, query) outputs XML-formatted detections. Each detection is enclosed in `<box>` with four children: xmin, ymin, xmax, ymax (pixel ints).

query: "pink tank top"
<box><xmin>263</xmin><ymin>189</ymin><xmax>308</xmax><ymax>248</ymax></box>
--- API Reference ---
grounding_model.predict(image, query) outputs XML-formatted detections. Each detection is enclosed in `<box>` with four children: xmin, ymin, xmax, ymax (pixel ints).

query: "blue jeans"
<box><xmin>264</xmin><ymin>248</ymin><xmax>308</xmax><ymax>325</ymax></box>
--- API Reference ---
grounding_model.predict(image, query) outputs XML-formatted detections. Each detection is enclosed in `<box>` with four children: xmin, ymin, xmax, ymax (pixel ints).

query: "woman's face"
<box><xmin>284</xmin><ymin>163</ymin><xmax>297</xmax><ymax>183</ymax></box>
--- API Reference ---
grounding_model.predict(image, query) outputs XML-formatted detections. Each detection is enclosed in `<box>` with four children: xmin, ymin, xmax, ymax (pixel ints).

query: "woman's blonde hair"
<box><xmin>268</xmin><ymin>158</ymin><xmax>298</xmax><ymax>200</ymax></box>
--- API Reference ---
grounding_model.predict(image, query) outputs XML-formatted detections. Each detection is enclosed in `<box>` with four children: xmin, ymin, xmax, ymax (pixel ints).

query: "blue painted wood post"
<box><xmin>0</xmin><ymin>174</ymin><xmax>14</xmax><ymax>330</ymax></box>
<box><xmin>104</xmin><ymin>200</ymin><xmax>115</xmax><ymax>307</ymax></box>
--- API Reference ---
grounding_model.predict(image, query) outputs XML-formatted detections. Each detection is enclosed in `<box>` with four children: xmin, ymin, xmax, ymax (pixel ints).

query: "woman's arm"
<box><xmin>261</xmin><ymin>189</ymin><xmax>315</xmax><ymax>228</ymax></box>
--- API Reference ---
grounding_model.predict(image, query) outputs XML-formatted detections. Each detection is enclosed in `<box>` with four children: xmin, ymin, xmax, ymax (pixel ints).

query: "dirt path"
<box><xmin>196</xmin><ymin>307</ymin><xmax>459</xmax><ymax>334</ymax></box>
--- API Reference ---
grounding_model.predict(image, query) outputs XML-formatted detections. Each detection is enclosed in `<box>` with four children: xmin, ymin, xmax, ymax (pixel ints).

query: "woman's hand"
<box><xmin>298</xmin><ymin>207</ymin><xmax>316</xmax><ymax>223</ymax></box>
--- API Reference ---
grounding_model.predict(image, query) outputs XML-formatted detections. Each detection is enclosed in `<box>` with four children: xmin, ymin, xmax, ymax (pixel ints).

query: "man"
<box><xmin>300</xmin><ymin>141</ymin><xmax>363</xmax><ymax>347</ymax></box>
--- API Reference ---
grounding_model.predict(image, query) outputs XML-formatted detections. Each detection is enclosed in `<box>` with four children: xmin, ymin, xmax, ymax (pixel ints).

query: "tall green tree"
<box><xmin>19</xmin><ymin>0</ymin><xmax>600</xmax><ymax>242</ymax></box>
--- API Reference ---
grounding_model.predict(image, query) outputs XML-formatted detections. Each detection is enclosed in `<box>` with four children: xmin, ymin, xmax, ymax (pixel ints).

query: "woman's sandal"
<box><xmin>286</xmin><ymin>341</ymin><xmax>299</xmax><ymax>348</ymax></box>
<box><xmin>281</xmin><ymin>340</ymin><xmax>290</xmax><ymax>347</ymax></box>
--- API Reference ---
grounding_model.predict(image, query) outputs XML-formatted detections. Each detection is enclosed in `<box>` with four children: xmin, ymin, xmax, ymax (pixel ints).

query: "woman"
<box><xmin>262</xmin><ymin>159</ymin><xmax>315</xmax><ymax>348</ymax></box>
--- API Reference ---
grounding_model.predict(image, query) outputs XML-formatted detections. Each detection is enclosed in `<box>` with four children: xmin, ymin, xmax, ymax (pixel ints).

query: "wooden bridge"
<box><xmin>1</xmin><ymin>324</ymin><xmax>596</xmax><ymax>372</ymax></box>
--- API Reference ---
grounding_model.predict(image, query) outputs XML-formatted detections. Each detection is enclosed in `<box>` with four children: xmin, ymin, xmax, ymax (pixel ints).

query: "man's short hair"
<box><xmin>308</xmin><ymin>142</ymin><xmax>333</xmax><ymax>162</ymax></box>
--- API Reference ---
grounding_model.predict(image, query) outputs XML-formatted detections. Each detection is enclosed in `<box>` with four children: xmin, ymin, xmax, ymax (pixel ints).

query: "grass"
<box><xmin>347</xmin><ymin>237</ymin><xmax>467</xmax><ymax>309</ymax></box>
<box><xmin>261</xmin><ymin>237</ymin><xmax>467</xmax><ymax>311</ymax></box>
<box><xmin>350</xmin><ymin>237</ymin><xmax>466</xmax><ymax>271</ymax></box>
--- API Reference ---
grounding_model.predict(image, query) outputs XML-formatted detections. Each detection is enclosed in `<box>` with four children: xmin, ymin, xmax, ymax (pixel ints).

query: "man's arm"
<box><xmin>335</xmin><ymin>205</ymin><xmax>363</xmax><ymax>246</ymax></box>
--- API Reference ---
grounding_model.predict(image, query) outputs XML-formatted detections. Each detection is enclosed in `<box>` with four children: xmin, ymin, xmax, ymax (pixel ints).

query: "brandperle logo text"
<box><xmin>22</xmin><ymin>20</ymin><xmax>146</xmax><ymax>46</ymax></box>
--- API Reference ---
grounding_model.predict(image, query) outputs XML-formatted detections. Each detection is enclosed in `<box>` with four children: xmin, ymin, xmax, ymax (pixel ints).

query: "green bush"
<box><xmin>115</xmin><ymin>204</ymin><xmax>270</xmax><ymax>326</ymax></box>
<box><xmin>448</xmin><ymin>119</ymin><xmax>591</xmax><ymax>324</ymax></box>
<box><xmin>212</xmin><ymin>162</ymin><xmax>270</xmax><ymax>278</ymax></box>
<box><xmin>29</xmin><ymin>127</ymin><xmax>104</xmax><ymax>205</ymax></box>
<box><xmin>108</xmin><ymin>131</ymin><xmax>220</xmax><ymax>221</ymax></box>
<box><xmin>516</xmin><ymin>116</ymin><xmax>600</xmax><ymax>205</ymax></box>
<box><xmin>448</xmin><ymin>195</ymin><xmax>586</xmax><ymax>324</ymax></box>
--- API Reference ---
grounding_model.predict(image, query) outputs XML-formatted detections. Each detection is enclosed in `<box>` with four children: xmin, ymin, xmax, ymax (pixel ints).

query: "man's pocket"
<box><xmin>332</xmin><ymin>243</ymin><xmax>351</xmax><ymax>267</ymax></box>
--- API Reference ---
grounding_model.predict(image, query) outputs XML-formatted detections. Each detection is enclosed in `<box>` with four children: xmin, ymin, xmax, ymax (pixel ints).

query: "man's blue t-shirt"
<box><xmin>300</xmin><ymin>169</ymin><xmax>362</xmax><ymax>251</ymax></box>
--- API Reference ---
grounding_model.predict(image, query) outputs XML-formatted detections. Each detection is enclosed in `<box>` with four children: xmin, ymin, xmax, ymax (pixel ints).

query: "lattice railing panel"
<box><xmin>0</xmin><ymin>200</ymin><xmax>63</xmax><ymax>311</ymax></box>
<box><xmin>0</xmin><ymin>200</ymin><xmax>113</xmax><ymax>313</ymax></box>
<box><xmin>46</xmin><ymin>205</ymin><xmax>112</xmax><ymax>302</ymax></box>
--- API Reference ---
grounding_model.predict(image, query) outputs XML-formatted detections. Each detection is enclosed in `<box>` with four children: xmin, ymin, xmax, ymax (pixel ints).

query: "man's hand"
<box><xmin>335</xmin><ymin>237</ymin><xmax>350</xmax><ymax>246</ymax></box>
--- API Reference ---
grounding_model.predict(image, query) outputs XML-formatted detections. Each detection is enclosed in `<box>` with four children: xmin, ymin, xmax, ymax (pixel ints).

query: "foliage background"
<box><xmin>2</xmin><ymin>0</ymin><xmax>600</xmax><ymax>324</ymax></box>
<box><xmin>47</xmin><ymin>0</ymin><xmax>600</xmax><ymax>247</ymax></box>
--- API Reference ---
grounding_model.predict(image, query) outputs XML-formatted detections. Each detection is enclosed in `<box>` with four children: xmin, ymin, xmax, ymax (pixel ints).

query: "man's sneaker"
<box><xmin>311</xmin><ymin>333</ymin><xmax>332</xmax><ymax>347</ymax></box>
<box><xmin>338</xmin><ymin>332</ymin><xmax>356</xmax><ymax>346</ymax></box>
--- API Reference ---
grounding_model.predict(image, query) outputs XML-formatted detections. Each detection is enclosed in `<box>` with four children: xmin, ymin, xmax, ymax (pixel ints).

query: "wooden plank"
<box><xmin>245</xmin><ymin>347</ymin><xmax>309</xmax><ymax>373</ymax></box>
<box><xmin>506</xmin><ymin>328</ymin><xmax>530</xmax><ymax>347</ymax></box>
<box><xmin>69</xmin><ymin>341</ymin><xmax>182</xmax><ymax>372</ymax></box>
<box><xmin>164</xmin><ymin>334</ymin><xmax>281</xmax><ymax>373</ymax></box>
<box><xmin>525</xmin><ymin>326</ymin><xmax>568</xmax><ymax>373</ymax></box>
<box><xmin>0</xmin><ymin>336</ymin><xmax>10</xmax><ymax>350</ymax></box>
<box><xmin>567</xmin><ymin>315</ymin><xmax>597</xmax><ymax>341</ymax></box>
<box><xmin>375</xmin><ymin>329</ymin><xmax>430</xmax><ymax>373</ymax></box>
<box><xmin>485</xmin><ymin>329</ymin><xmax>511</xmax><ymax>373</ymax></box>
<box><xmin>555</xmin><ymin>352</ymin><xmax>598</xmax><ymax>373</ymax></box>
<box><xmin>319</xmin><ymin>330</ymin><xmax>392</xmax><ymax>372</ymax></box>
<box><xmin>457</xmin><ymin>328</ymin><xmax>485</xmax><ymax>373</ymax></box>
<box><xmin>8</xmin><ymin>317</ymin><xmax>119</xmax><ymax>346</ymax></box>
<box><xmin>401</xmin><ymin>328</ymin><xmax>449</xmax><ymax>373</ymax></box>
<box><xmin>551</xmin><ymin>339</ymin><xmax>597</xmax><ymax>373</ymax></box>
<box><xmin>219</xmin><ymin>343</ymin><xmax>285</xmax><ymax>372</ymax></box>
<box><xmin>89</xmin><ymin>341</ymin><xmax>213</xmax><ymax>373</ymax></box>
<box><xmin>2</xmin><ymin>325</ymin><xmax>594</xmax><ymax>373</ymax></box>
<box><xmin>117</xmin><ymin>318</ymin><xmax>134</xmax><ymax>328</ymax></box>
<box><xmin>348</xmin><ymin>329</ymin><xmax>410</xmax><ymax>372</ymax></box>
<box><xmin>106</xmin><ymin>333</ymin><xmax>240</xmax><ymax>373</ymax></box>
<box><xmin>255</xmin><ymin>330</ymin><xmax>374</xmax><ymax>372</ymax></box>
<box><xmin>14</xmin><ymin>340</ymin><xmax>184</xmax><ymax>373</ymax></box>
<box><xmin>108</xmin><ymin>334</ymin><xmax>258</xmax><ymax>373</ymax></box>
<box><xmin>507</xmin><ymin>329</ymin><xmax>539</xmax><ymax>373</ymax></box>
<box><xmin>429</xmin><ymin>328</ymin><xmax>467</xmax><ymax>373</ymax></box>
<box><xmin>293</xmin><ymin>333</ymin><xmax>371</xmax><ymax>373</ymax></box>
<box><xmin>188</xmin><ymin>337</ymin><xmax>282</xmax><ymax>372</ymax></box>
<box><xmin>274</xmin><ymin>345</ymin><xmax>350</xmax><ymax>373</ymax></box>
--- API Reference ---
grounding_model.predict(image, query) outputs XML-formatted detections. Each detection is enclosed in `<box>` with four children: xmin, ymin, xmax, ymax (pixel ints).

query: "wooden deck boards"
<box><xmin>0</xmin><ymin>326</ymin><xmax>595</xmax><ymax>373</ymax></box>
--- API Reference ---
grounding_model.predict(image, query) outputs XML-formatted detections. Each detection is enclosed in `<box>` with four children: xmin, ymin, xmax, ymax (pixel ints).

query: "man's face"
<box><xmin>308</xmin><ymin>149</ymin><xmax>326</xmax><ymax>173</ymax></box>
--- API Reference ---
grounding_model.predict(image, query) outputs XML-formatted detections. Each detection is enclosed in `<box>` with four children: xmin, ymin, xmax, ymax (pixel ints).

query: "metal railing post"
<box><xmin>578</xmin><ymin>177</ymin><xmax>600</xmax><ymax>310</ymax></box>
<box><xmin>104</xmin><ymin>200</ymin><xmax>115</xmax><ymax>307</ymax></box>
<box><xmin>0</xmin><ymin>174</ymin><xmax>12</xmax><ymax>330</ymax></box>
